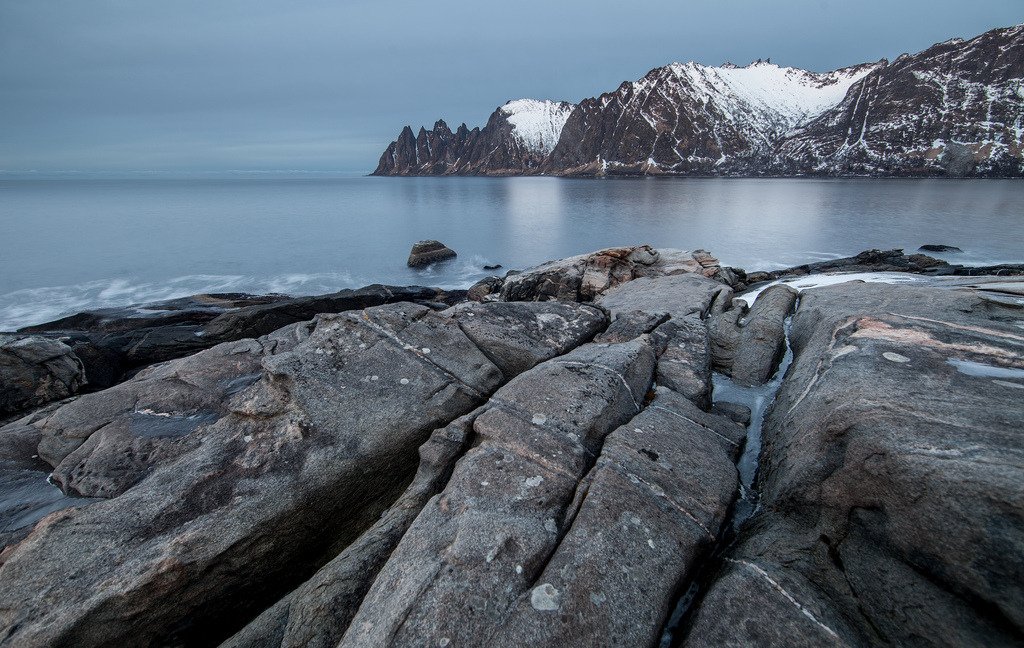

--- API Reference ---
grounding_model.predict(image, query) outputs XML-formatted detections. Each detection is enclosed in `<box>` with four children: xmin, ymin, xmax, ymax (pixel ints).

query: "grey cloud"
<box><xmin>1</xmin><ymin>0</ymin><xmax>1021</xmax><ymax>173</ymax></box>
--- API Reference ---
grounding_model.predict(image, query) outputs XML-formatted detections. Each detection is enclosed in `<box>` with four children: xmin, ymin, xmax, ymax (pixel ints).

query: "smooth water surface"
<box><xmin>2</xmin><ymin>176</ymin><xmax>1022</xmax><ymax>330</ymax></box>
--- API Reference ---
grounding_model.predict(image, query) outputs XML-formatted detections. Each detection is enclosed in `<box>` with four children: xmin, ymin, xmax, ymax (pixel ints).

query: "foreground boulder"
<box><xmin>0</xmin><ymin>336</ymin><xmax>85</xmax><ymax>416</ymax></box>
<box><xmin>0</xmin><ymin>300</ymin><xmax>605</xmax><ymax>647</ymax></box>
<box><xmin>407</xmin><ymin>240</ymin><xmax>457</xmax><ymax>267</ymax></box>
<box><xmin>222</xmin><ymin>275</ymin><xmax>737</xmax><ymax>647</ymax></box>
<box><xmin>684</xmin><ymin>278</ymin><xmax>1024</xmax><ymax>646</ymax></box>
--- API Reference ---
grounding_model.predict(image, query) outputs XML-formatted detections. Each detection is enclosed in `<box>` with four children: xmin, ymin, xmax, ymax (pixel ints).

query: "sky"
<box><xmin>1</xmin><ymin>1</ymin><xmax>1021</xmax><ymax>174</ymax></box>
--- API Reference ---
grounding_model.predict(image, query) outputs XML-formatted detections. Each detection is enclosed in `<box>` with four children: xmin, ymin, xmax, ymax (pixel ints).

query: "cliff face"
<box><xmin>773</xmin><ymin>24</ymin><xmax>1024</xmax><ymax>176</ymax></box>
<box><xmin>373</xmin><ymin>23</ymin><xmax>1024</xmax><ymax>177</ymax></box>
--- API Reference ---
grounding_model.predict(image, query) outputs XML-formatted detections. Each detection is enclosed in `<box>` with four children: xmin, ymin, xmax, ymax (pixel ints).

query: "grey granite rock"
<box><xmin>450</xmin><ymin>301</ymin><xmax>607</xmax><ymax>378</ymax></box>
<box><xmin>730</xmin><ymin>284</ymin><xmax>798</xmax><ymax>386</ymax></box>
<box><xmin>0</xmin><ymin>337</ymin><xmax>85</xmax><ymax>416</ymax></box>
<box><xmin>485</xmin><ymin>388</ymin><xmax>743</xmax><ymax>647</ymax></box>
<box><xmin>341</xmin><ymin>338</ymin><xmax>658</xmax><ymax>646</ymax></box>
<box><xmin>0</xmin><ymin>300</ymin><xmax>604</xmax><ymax>647</ymax></box>
<box><xmin>684</xmin><ymin>278</ymin><xmax>1024</xmax><ymax>647</ymax></box>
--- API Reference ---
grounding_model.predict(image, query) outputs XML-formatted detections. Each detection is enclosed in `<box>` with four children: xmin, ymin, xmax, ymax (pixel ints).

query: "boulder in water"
<box><xmin>407</xmin><ymin>240</ymin><xmax>457</xmax><ymax>267</ymax></box>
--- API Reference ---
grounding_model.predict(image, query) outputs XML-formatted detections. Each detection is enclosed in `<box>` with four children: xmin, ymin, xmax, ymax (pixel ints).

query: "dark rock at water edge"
<box><xmin>407</xmin><ymin>240</ymin><xmax>457</xmax><ymax>267</ymax></box>
<box><xmin>743</xmin><ymin>248</ymin><xmax>1024</xmax><ymax>285</ymax></box>
<box><xmin>6</xmin><ymin>285</ymin><xmax>462</xmax><ymax>408</ymax></box>
<box><xmin>919</xmin><ymin>243</ymin><xmax>963</xmax><ymax>253</ymax></box>
<box><xmin>0</xmin><ymin>337</ymin><xmax>85</xmax><ymax>416</ymax></box>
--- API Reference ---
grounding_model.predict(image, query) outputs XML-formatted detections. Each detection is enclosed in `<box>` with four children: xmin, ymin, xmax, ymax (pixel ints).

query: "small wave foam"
<box><xmin>410</xmin><ymin>254</ymin><xmax>502</xmax><ymax>290</ymax></box>
<box><xmin>0</xmin><ymin>272</ymin><xmax>362</xmax><ymax>331</ymax></box>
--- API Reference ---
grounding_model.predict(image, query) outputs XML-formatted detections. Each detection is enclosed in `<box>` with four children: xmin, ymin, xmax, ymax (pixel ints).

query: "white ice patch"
<box><xmin>947</xmin><ymin>359</ymin><xmax>1024</xmax><ymax>380</ymax></box>
<box><xmin>500</xmin><ymin>99</ymin><xmax>576</xmax><ymax>155</ymax></box>
<box><xmin>738</xmin><ymin>272</ymin><xmax>921</xmax><ymax>306</ymax></box>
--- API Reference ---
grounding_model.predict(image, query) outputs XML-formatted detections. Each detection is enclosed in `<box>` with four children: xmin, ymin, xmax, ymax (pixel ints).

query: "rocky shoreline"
<box><xmin>0</xmin><ymin>246</ymin><xmax>1022</xmax><ymax>646</ymax></box>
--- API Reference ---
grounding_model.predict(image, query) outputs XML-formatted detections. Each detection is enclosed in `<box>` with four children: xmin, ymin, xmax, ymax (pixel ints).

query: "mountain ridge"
<box><xmin>373</xmin><ymin>23</ymin><xmax>1024</xmax><ymax>177</ymax></box>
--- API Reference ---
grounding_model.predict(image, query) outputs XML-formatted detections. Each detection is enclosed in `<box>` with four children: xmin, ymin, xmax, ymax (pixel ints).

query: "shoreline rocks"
<box><xmin>0</xmin><ymin>244</ymin><xmax>1021</xmax><ymax>647</ymax></box>
<box><xmin>743</xmin><ymin>248</ymin><xmax>1024</xmax><ymax>285</ymax></box>
<box><xmin>2</xmin><ymin>285</ymin><xmax>463</xmax><ymax>417</ymax></box>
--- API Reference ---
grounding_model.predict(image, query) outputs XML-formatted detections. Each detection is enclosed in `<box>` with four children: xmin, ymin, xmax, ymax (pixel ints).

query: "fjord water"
<box><xmin>1</xmin><ymin>176</ymin><xmax>1022</xmax><ymax>330</ymax></box>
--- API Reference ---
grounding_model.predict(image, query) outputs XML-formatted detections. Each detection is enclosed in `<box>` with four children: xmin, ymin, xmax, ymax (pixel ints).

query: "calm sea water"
<box><xmin>1</xmin><ymin>176</ymin><xmax>1022</xmax><ymax>330</ymax></box>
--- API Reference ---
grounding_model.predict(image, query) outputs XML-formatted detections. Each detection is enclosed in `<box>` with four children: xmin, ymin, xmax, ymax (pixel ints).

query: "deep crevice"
<box><xmin>658</xmin><ymin>308</ymin><xmax>797</xmax><ymax>647</ymax></box>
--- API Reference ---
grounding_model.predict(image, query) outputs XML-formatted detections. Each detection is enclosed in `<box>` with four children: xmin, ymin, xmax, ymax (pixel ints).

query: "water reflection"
<box><xmin>1</xmin><ymin>176</ymin><xmax>1022</xmax><ymax>330</ymax></box>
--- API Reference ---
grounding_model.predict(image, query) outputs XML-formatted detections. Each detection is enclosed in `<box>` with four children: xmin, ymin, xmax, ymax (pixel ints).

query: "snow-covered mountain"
<box><xmin>543</xmin><ymin>59</ymin><xmax>881</xmax><ymax>175</ymax></box>
<box><xmin>373</xmin><ymin>24</ymin><xmax>1024</xmax><ymax>177</ymax></box>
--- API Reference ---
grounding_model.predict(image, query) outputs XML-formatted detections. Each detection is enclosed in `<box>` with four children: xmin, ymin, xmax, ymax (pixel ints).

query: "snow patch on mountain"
<box><xmin>666</xmin><ymin>60</ymin><xmax>880</xmax><ymax>135</ymax></box>
<box><xmin>500</xmin><ymin>99</ymin><xmax>576</xmax><ymax>154</ymax></box>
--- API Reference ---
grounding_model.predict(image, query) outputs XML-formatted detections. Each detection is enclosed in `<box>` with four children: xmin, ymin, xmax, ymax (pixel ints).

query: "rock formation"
<box><xmin>684</xmin><ymin>278</ymin><xmax>1024</xmax><ymax>646</ymax></box>
<box><xmin>3</xmin><ymin>285</ymin><xmax>462</xmax><ymax>412</ymax></box>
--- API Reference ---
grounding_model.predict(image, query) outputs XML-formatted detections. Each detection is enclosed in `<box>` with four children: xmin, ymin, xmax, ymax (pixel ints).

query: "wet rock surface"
<box><xmin>729</xmin><ymin>284</ymin><xmax>799</xmax><ymax>386</ymax></box>
<box><xmin>407</xmin><ymin>240</ymin><xmax>457</xmax><ymax>267</ymax></box>
<box><xmin>0</xmin><ymin>246</ymin><xmax>1020</xmax><ymax>647</ymax></box>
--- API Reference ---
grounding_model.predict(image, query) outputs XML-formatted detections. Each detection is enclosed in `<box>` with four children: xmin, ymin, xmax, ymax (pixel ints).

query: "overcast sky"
<box><xmin>1</xmin><ymin>1</ymin><xmax>1020</xmax><ymax>174</ymax></box>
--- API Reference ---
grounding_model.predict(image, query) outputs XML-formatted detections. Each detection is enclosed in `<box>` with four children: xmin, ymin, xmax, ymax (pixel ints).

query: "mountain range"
<box><xmin>373</xmin><ymin>23</ymin><xmax>1024</xmax><ymax>177</ymax></box>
